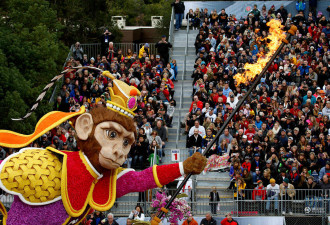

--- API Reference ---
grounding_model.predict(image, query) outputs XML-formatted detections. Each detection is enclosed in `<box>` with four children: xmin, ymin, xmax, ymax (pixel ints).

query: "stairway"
<box><xmin>167</xmin><ymin>29</ymin><xmax>235</xmax><ymax>216</ymax></box>
<box><xmin>112</xmin><ymin>29</ymin><xmax>234</xmax><ymax>217</ymax></box>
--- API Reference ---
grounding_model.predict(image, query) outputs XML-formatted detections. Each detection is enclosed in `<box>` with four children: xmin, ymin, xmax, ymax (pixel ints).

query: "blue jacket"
<box><xmin>298</xmin><ymin>65</ymin><xmax>310</xmax><ymax>75</ymax></box>
<box><xmin>255</xmin><ymin>120</ymin><xmax>263</xmax><ymax>130</ymax></box>
<box><xmin>302</xmin><ymin>95</ymin><xmax>316</xmax><ymax>105</ymax></box>
<box><xmin>296</xmin><ymin>1</ymin><xmax>306</xmax><ymax>11</ymax></box>
<box><xmin>318</xmin><ymin>166</ymin><xmax>330</xmax><ymax>180</ymax></box>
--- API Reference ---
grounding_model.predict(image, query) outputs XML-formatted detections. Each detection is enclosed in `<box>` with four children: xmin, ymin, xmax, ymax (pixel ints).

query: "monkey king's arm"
<box><xmin>116</xmin><ymin>152</ymin><xmax>206</xmax><ymax>198</ymax></box>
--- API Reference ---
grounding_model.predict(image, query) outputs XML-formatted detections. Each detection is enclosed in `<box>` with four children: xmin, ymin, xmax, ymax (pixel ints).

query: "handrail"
<box><xmin>185</xmin><ymin>14</ymin><xmax>189</xmax><ymax>57</ymax></box>
<box><xmin>49</xmin><ymin>45</ymin><xmax>74</xmax><ymax>104</ymax></box>
<box><xmin>168</xmin><ymin>6</ymin><xmax>175</xmax><ymax>60</ymax></box>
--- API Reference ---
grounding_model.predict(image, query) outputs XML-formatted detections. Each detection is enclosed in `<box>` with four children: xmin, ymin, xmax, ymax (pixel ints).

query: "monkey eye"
<box><xmin>106</xmin><ymin>130</ymin><xmax>117</xmax><ymax>138</ymax></box>
<box><xmin>123</xmin><ymin>139</ymin><xmax>129</xmax><ymax>147</ymax></box>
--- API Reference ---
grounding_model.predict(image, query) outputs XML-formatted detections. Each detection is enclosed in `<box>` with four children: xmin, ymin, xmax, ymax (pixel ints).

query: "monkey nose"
<box><xmin>113</xmin><ymin>149</ymin><xmax>124</xmax><ymax>159</ymax></box>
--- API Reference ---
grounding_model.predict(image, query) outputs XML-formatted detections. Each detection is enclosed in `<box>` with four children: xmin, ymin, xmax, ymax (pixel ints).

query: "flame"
<box><xmin>234</xmin><ymin>19</ymin><xmax>286</xmax><ymax>86</ymax></box>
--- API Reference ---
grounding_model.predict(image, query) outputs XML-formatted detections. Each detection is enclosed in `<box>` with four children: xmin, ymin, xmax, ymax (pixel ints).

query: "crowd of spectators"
<box><xmin>0</xmin><ymin>33</ymin><xmax>177</xmax><ymax>172</ymax></box>
<box><xmin>54</xmin><ymin>36</ymin><xmax>177</xmax><ymax>169</ymax></box>
<box><xmin>183</xmin><ymin>3</ymin><xmax>330</xmax><ymax>215</ymax></box>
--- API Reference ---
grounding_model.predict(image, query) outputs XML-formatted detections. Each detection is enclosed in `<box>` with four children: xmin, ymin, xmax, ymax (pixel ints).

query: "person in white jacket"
<box><xmin>265</xmin><ymin>178</ymin><xmax>280</xmax><ymax>214</ymax></box>
<box><xmin>128</xmin><ymin>205</ymin><xmax>145</xmax><ymax>221</ymax></box>
<box><xmin>227</xmin><ymin>93</ymin><xmax>238</xmax><ymax>109</ymax></box>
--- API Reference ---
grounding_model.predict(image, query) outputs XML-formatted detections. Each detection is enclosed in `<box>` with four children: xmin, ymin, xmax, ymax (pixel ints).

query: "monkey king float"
<box><xmin>0</xmin><ymin>71</ymin><xmax>207</xmax><ymax>225</ymax></box>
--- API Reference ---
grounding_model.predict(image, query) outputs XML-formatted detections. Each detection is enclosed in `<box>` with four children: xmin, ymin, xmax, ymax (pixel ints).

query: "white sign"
<box><xmin>171</xmin><ymin>149</ymin><xmax>180</xmax><ymax>162</ymax></box>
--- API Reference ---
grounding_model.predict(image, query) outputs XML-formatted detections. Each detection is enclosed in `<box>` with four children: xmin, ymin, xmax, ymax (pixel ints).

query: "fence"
<box><xmin>79</xmin><ymin>43</ymin><xmax>158</xmax><ymax>60</ymax></box>
<box><xmin>1</xmin><ymin>187</ymin><xmax>328</xmax><ymax>224</ymax></box>
<box><xmin>109</xmin><ymin>188</ymin><xmax>329</xmax><ymax>222</ymax></box>
<box><xmin>49</xmin><ymin>45</ymin><xmax>74</xmax><ymax>104</ymax></box>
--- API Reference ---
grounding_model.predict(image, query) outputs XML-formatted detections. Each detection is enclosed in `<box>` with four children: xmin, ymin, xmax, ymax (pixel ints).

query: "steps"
<box><xmin>112</xmin><ymin>28</ymin><xmax>233</xmax><ymax>217</ymax></box>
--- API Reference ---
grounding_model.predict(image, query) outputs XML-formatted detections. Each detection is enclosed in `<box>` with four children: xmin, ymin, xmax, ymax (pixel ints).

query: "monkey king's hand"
<box><xmin>183</xmin><ymin>152</ymin><xmax>207</xmax><ymax>175</ymax></box>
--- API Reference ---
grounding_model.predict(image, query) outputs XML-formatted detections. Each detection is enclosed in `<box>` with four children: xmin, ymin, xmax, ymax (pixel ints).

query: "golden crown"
<box><xmin>102</xmin><ymin>71</ymin><xmax>141</xmax><ymax>118</ymax></box>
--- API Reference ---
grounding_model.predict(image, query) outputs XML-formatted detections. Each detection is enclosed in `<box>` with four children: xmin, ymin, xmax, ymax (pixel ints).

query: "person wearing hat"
<box><xmin>265</xmin><ymin>178</ymin><xmax>280</xmax><ymax>214</ymax></box>
<box><xmin>279</xmin><ymin>178</ymin><xmax>295</xmax><ymax>215</ymax></box>
<box><xmin>39</xmin><ymin>134</ymin><xmax>51</xmax><ymax>148</ymax></box>
<box><xmin>155</xmin><ymin>35</ymin><xmax>172</xmax><ymax>65</ymax></box>
<box><xmin>253</xmin><ymin>180</ymin><xmax>266</xmax><ymax>200</ymax></box>
<box><xmin>276</xmin><ymin>168</ymin><xmax>288</xmax><ymax>184</ymax></box>
<box><xmin>253</xmin><ymin>180</ymin><xmax>266</xmax><ymax>213</ymax></box>
<box><xmin>138</xmin><ymin>43</ymin><xmax>150</xmax><ymax>58</ymax></box>
<box><xmin>251</xmin><ymin>153</ymin><xmax>265</xmax><ymax>183</ymax></box>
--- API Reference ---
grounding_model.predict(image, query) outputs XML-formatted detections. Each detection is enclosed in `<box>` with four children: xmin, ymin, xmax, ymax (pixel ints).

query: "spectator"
<box><xmin>234</xmin><ymin>177</ymin><xmax>246</xmax><ymax>212</ymax></box>
<box><xmin>154</xmin><ymin>120</ymin><xmax>167</xmax><ymax>146</ymax></box>
<box><xmin>189</xmin><ymin>120</ymin><xmax>206</xmax><ymax>137</ymax></box>
<box><xmin>182</xmin><ymin>215</ymin><xmax>198</xmax><ymax>225</ymax></box>
<box><xmin>322</xmin><ymin>101</ymin><xmax>330</xmax><ymax>117</ymax></box>
<box><xmin>220</xmin><ymin>213</ymin><xmax>238</xmax><ymax>225</ymax></box>
<box><xmin>242</xmin><ymin>168</ymin><xmax>254</xmax><ymax>199</ymax></box>
<box><xmin>90</xmin><ymin>211</ymin><xmax>105</xmax><ymax>225</ymax></box>
<box><xmin>200</xmin><ymin>212</ymin><xmax>216</xmax><ymax>225</ymax></box>
<box><xmin>266</xmin><ymin>178</ymin><xmax>280</xmax><ymax>215</ymax></box>
<box><xmin>318</xmin><ymin>161</ymin><xmax>330</xmax><ymax>181</ymax></box>
<box><xmin>218</xmin><ymin>129</ymin><xmax>233</xmax><ymax>146</ymax></box>
<box><xmin>304</xmin><ymin>176</ymin><xmax>321</xmax><ymax>210</ymax></box>
<box><xmin>100</xmin><ymin>29</ymin><xmax>115</xmax><ymax>57</ymax></box>
<box><xmin>253</xmin><ymin>180</ymin><xmax>266</xmax><ymax>213</ymax></box>
<box><xmin>155</xmin><ymin>35</ymin><xmax>172</xmax><ymax>66</ymax></box>
<box><xmin>279</xmin><ymin>178</ymin><xmax>296</xmax><ymax>215</ymax></box>
<box><xmin>131</xmin><ymin>136</ymin><xmax>149</xmax><ymax>169</ymax></box>
<box><xmin>139</xmin><ymin>43</ymin><xmax>150</xmax><ymax>59</ymax></box>
<box><xmin>171</xmin><ymin>0</ymin><xmax>185</xmax><ymax>31</ymax></box>
<box><xmin>251</xmin><ymin>153</ymin><xmax>265</xmax><ymax>183</ymax></box>
<box><xmin>187</xmin><ymin>128</ymin><xmax>203</xmax><ymax>156</ymax></box>
<box><xmin>128</xmin><ymin>205</ymin><xmax>145</xmax><ymax>221</ymax></box>
<box><xmin>253</xmin><ymin>180</ymin><xmax>266</xmax><ymax>200</ymax></box>
<box><xmin>73</xmin><ymin>42</ymin><xmax>83</xmax><ymax>62</ymax></box>
<box><xmin>101</xmin><ymin>213</ymin><xmax>118</xmax><ymax>225</ymax></box>
<box><xmin>209</xmin><ymin>186</ymin><xmax>220</xmax><ymax>215</ymax></box>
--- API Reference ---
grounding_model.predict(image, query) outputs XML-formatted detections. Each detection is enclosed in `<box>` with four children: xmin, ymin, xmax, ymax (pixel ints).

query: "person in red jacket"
<box><xmin>252</xmin><ymin>180</ymin><xmax>266</xmax><ymax>214</ymax></box>
<box><xmin>252</xmin><ymin>180</ymin><xmax>266</xmax><ymax>200</ymax></box>
<box><xmin>290</xmin><ymin>103</ymin><xmax>300</xmax><ymax>118</ymax></box>
<box><xmin>242</xmin><ymin>156</ymin><xmax>251</xmax><ymax>172</ymax></box>
<box><xmin>156</xmin><ymin>83</ymin><xmax>170</xmax><ymax>101</ymax></box>
<box><xmin>221</xmin><ymin>213</ymin><xmax>238</xmax><ymax>225</ymax></box>
<box><xmin>189</xmin><ymin>95</ymin><xmax>204</xmax><ymax>112</ymax></box>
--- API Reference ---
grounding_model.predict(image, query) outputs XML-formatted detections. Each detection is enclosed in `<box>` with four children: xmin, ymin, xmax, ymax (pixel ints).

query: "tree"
<box><xmin>0</xmin><ymin>0</ymin><xmax>67</xmax><ymax>133</ymax></box>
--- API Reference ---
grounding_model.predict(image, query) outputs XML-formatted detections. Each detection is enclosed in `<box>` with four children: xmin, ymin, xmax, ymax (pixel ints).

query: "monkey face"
<box><xmin>94</xmin><ymin>121</ymin><xmax>135</xmax><ymax>170</ymax></box>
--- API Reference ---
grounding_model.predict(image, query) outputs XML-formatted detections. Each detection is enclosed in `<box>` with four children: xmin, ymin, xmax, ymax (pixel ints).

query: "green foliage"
<box><xmin>107</xmin><ymin>0</ymin><xmax>172</xmax><ymax>33</ymax></box>
<box><xmin>49</xmin><ymin>0</ymin><xmax>123</xmax><ymax>44</ymax></box>
<box><xmin>0</xmin><ymin>0</ymin><xmax>66</xmax><ymax>134</ymax></box>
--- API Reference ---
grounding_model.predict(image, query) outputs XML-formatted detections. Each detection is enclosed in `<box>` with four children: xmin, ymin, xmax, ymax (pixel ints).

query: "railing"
<box><xmin>111</xmin><ymin>188</ymin><xmax>329</xmax><ymax>219</ymax></box>
<box><xmin>49</xmin><ymin>45</ymin><xmax>74</xmax><ymax>104</ymax></box>
<box><xmin>168</xmin><ymin>6</ymin><xmax>175</xmax><ymax>60</ymax></box>
<box><xmin>233</xmin><ymin>189</ymin><xmax>329</xmax><ymax>222</ymax></box>
<box><xmin>79</xmin><ymin>43</ymin><xmax>157</xmax><ymax>60</ymax></box>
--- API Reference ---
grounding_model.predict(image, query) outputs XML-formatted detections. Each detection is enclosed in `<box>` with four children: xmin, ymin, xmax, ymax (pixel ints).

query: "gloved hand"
<box><xmin>183</xmin><ymin>152</ymin><xmax>207</xmax><ymax>175</ymax></box>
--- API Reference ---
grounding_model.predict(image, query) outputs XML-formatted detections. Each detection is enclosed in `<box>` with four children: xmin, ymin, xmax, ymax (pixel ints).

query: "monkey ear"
<box><xmin>75</xmin><ymin>113</ymin><xmax>94</xmax><ymax>140</ymax></box>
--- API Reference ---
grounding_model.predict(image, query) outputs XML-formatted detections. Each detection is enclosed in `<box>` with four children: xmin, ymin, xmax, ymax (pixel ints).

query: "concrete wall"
<box><xmin>121</xmin><ymin>28</ymin><xmax>162</xmax><ymax>43</ymax></box>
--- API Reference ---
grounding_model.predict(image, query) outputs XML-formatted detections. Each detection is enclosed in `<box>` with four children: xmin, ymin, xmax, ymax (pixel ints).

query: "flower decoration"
<box><xmin>150</xmin><ymin>191</ymin><xmax>191</xmax><ymax>225</ymax></box>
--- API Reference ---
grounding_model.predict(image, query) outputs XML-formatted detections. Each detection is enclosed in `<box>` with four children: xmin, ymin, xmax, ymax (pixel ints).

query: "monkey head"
<box><xmin>75</xmin><ymin>106</ymin><xmax>136</xmax><ymax>173</ymax></box>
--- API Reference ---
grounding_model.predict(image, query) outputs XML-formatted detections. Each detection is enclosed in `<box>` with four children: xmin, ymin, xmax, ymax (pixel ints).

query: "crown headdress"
<box><xmin>102</xmin><ymin>71</ymin><xmax>140</xmax><ymax>118</ymax></box>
